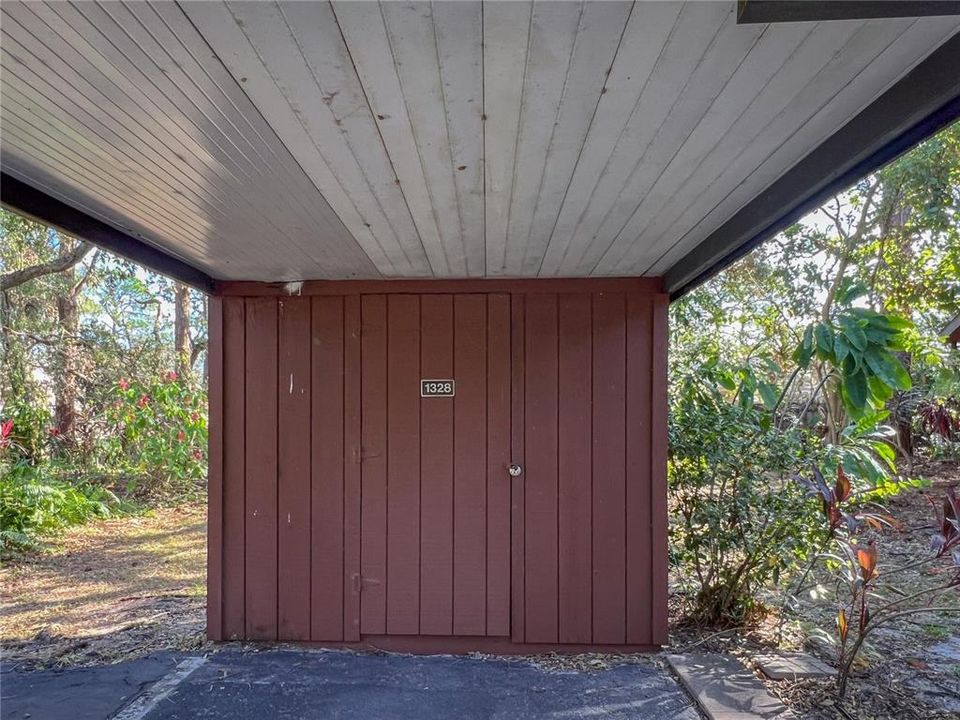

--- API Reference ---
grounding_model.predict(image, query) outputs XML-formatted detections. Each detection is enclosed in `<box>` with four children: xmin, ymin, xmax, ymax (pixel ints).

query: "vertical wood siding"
<box><xmin>419</xmin><ymin>295</ymin><xmax>455</xmax><ymax>634</ymax></box>
<box><xmin>278</xmin><ymin>297</ymin><xmax>311</xmax><ymax>640</ymax></box>
<box><xmin>210</xmin><ymin>285</ymin><xmax>667</xmax><ymax>647</ymax></box>
<box><xmin>311</xmin><ymin>296</ymin><xmax>345</xmax><ymax>641</ymax></box>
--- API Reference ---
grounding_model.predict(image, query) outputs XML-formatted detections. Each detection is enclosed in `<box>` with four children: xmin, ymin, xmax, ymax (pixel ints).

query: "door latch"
<box><xmin>508</xmin><ymin>463</ymin><xmax>522</xmax><ymax>477</ymax></box>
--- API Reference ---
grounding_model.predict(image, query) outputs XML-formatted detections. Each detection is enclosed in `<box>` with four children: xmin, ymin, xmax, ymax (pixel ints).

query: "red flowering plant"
<box><xmin>102</xmin><ymin>372</ymin><xmax>207</xmax><ymax>498</ymax></box>
<box><xmin>0</xmin><ymin>420</ymin><xmax>13</xmax><ymax>451</ymax></box>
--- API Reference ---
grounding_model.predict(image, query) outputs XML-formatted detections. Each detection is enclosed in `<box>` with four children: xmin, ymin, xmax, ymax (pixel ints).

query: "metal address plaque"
<box><xmin>421</xmin><ymin>379</ymin><xmax>455</xmax><ymax>397</ymax></box>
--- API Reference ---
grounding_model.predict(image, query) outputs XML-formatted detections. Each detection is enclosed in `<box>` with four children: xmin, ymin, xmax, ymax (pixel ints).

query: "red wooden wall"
<box><xmin>208</xmin><ymin>279</ymin><xmax>667</xmax><ymax>651</ymax></box>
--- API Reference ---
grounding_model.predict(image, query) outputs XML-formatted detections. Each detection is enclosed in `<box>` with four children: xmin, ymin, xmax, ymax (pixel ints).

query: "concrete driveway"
<box><xmin>1</xmin><ymin>648</ymin><xmax>699</xmax><ymax>719</ymax></box>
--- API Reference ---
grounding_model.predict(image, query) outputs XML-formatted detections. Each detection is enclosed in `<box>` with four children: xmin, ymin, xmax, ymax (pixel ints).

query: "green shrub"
<box><xmin>669</xmin><ymin>359</ymin><xmax>825</xmax><ymax>625</ymax></box>
<box><xmin>0</xmin><ymin>370</ymin><xmax>207</xmax><ymax>550</ymax></box>
<box><xmin>1</xmin><ymin>394</ymin><xmax>52</xmax><ymax>464</ymax></box>
<box><xmin>99</xmin><ymin>372</ymin><xmax>207</xmax><ymax>498</ymax></box>
<box><xmin>0</xmin><ymin>459</ymin><xmax>120</xmax><ymax>551</ymax></box>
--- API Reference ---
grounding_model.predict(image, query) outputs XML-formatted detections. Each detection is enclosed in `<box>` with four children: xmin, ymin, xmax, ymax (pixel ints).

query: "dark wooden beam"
<box><xmin>737</xmin><ymin>1</ymin><xmax>960</xmax><ymax>24</ymax></box>
<box><xmin>0</xmin><ymin>173</ymin><xmax>217</xmax><ymax>294</ymax></box>
<box><xmin>217</xmin><ymin>277</ymin><xmax>664</xmax><ymax>297</ymax></box>
<box><xmin>665</xmin><ymin>32</ymin><xmax>960</xmax><ymax>299</ymax></box>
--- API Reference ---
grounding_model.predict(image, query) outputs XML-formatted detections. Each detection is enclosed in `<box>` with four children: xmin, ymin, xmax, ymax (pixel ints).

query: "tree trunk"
<box><xmin>174</xmin><ymin>282</ymin><xmax>191</xmax><ymax>380</ymax></box>
<box><xmin>55</xmin><ymin>291</ymin><xmax>79</xmax><ymax>446</ymax></box>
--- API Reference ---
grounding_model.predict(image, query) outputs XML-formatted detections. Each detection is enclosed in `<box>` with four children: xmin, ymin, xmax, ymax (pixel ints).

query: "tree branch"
<box><xmin>1</xmin><ymin>240</ymin><xmax>94</xmax><ymax>291</ymax></box>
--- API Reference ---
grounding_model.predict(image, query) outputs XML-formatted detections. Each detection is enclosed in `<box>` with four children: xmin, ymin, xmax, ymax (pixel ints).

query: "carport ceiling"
<box><xmin>1</xmin><ymin>1</ymin><xmax>959</xmax><ymax>294</ymax></box>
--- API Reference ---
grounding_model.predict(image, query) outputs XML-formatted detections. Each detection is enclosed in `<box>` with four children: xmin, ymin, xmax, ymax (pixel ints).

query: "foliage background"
<box><xmin>1</xmin><ymin>212</ymin><xmax>208</xmax><ymax>550</ymax></box>
<box><xmin>668</xmin><ymin>122</ymin><xmax>960</xmax><ymax>626</ymax></box>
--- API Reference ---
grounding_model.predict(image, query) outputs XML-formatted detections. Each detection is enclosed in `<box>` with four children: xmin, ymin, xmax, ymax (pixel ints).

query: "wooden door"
<box><xmin>512</xmin><ymin>291</ymin><xmax>668</xmax><ymax>646</ymax></box>
<box><xmin>359</xmin><ymin>294</ymin><xmax>512</xmax><ymax>637</ymax></box>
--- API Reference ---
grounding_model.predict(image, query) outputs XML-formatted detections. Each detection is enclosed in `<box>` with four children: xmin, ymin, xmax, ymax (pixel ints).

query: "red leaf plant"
<box><xmin>795</xmin><ymin>464</ymin><xmax>960</xmax><ymax>698</ymax></box>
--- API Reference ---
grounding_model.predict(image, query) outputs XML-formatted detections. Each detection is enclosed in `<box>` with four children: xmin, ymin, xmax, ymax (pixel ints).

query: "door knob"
<box><xmin>508</xmin><ymin>463</ymin><xmax>522</xmax><ymax>477</ymax></box>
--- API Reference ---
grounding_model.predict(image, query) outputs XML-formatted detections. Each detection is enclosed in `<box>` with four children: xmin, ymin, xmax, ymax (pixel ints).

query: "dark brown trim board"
<box><xmin>665</xmin><ymin>32</ymin><xmax>960</xmax><ymax>300</ymax></box>
<box><xmin>0</xmin><ymin>173</ymin><xmax>216</xmax><ymax>294</ymax></box>
<box><xmin>217</xmin><ymin>277</ymin><xmax>663</xmax><ymax>297</ymax></box>
<box><xmin>280</xmin><ymin>635</ymin><xmax>659</xmax><ymax>656</ymax></box>
<box><xmin>738</xmin><ymin>1</ymin><xmax>960</xmax><ymax>24</ymax></box>
<box><xmin>206</xmin><ymin>297</ymin><xmax>224</xmax><ymax>640</ymax></box>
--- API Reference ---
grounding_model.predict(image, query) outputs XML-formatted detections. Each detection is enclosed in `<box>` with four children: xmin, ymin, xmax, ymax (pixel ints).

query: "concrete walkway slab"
<box><xmin>753</xmin><ymin>652</ymin><xmax>835</xmax><ymax>680</ymax></box>
<box><xmin>667</xmin><ymin>653</ymin><xmax>793</xmax><ymax>720</ymax></box>
<box><xmin>2</xmin><ymin>649</ymin><xmax>699</xmax><ymax>720</ymax></box>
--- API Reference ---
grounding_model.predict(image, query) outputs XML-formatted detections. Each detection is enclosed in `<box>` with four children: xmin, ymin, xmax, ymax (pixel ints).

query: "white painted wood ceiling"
<box><xmin>2</xmin><ymin>1</ymin><xmax>958</xmax><ymax>281</ymax></box>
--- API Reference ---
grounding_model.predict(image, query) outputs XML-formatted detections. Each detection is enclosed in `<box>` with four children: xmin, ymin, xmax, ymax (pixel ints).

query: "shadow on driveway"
<box><xmin>2</xmin><ymin>648</ymin><xmax>700</xmax><ymax>719</ymax></box>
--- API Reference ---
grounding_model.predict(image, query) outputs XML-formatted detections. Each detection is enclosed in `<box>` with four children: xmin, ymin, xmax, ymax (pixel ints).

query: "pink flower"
<box><xmin>138</xmin><ymin>394</ymin><xmax>150</xmax><ymax>408</ymax></box>
<box><xmin>0</xmin><ymin>419</ymin><xmax>13</xmax><ymax>449</ymax></box>
<box><xmin>48</xmin><ymin>427</ymin><xmax>61</xmax><ymax>437</ymax></box>
<box><xmin>177</xmin><ymin>430</ymin><xmax>186</xmax><ymax>441</ymax></box>
<box><xmin>192</xmin><ymin>449</ymin><xmax>203</xmax><ymax>461</ymax></box>
<box><xmin>118</xmin><ymin>378</ymin><xmax>130</xmax><ymax>391</ymax></box>
<box><xmin>164</xmin><ymin>371</ymin><xmax>178</xmax><ymax>383</ymax></box>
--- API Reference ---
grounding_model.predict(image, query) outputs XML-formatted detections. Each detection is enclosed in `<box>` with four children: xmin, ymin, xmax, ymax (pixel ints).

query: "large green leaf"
<box><xmin>814</xmin><ymin>323</ymin><xmax>835</xmax><ymax>359</ymax></box>
<box><xmin>793</xmin><ymin>325</ymin><xmax>814</xmax><ymax>367</ymax></box>
<box><xmin>870</xmin><ymin>440</ymin><xmax>897</xmax><ymax>471</ymax></box>
<box><xmin>839</xmin><ymin>316</ymin><xmax>867</xmax><ymax>351</ymax></box>
<box><xmin>758</xmin><ymin>381</ymin><xmax>780</xmax><ymax>410</ymax></box>
<box><xmin>834</xmin><ymin>333</ymin><xmax>853</xmax><ymax>363</ymax></box>
<box><xmin>863</xmin><ymin>347</ymin><xmax>912</xmax><ymax>390</ymax></box>
<box><xmin>867</xmin><ymin>375</ymin><xmax>894</xmax><ymax>403</ymax></box>
<box><xmin>835</xmin><ymin>279</ymin><xmax>869</xmax><ymax>306</ymax></box>
<box><xmin>842</xmin><ymin>369</ymin><xmax>869</xmax><ymax>413</ymax></box>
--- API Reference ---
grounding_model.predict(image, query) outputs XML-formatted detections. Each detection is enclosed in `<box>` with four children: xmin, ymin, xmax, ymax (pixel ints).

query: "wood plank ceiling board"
<box><xmin>595</xmin><ymin>17</ymin><xmax>874</xmax><ymax>275</ymax></box>
<box><xmin>253</xmin><ymin>0</ymin><xmax>430</xmax><ymax>276</ymax></box>
<box><xmin>181</xmin><ymin>0</ymin><xmax>426</xmax><ymax>278</ymax></box>
<box><xmin>77</xmin><ymin>0</ymin><xmax>359</xmax><ymax>275</ymax></box>
<box><xmin>579</xmin><ymin>19</ymin><xmax>825</xmax><ymax>276</ymax></box>
<box><xmin>0</xmin><ymin>0</ymin><xmax>377</xmax><ymax>281</ymax></box>
<box><xmin>1</xmin><ymin>91</ymin><xmax>213</xmax><ymax>252</ymax></box>
<box><xmin>629</xmin><ymin>16</ymin><xmax>960</xmax><ymax>277</ymax></box>
<box><xmin>0</xmin><ymin>121</ymin><xmax>202</xmax><ymax>254</ymax></box>
<box><xmin>530</xmin><ymin>0</ymin><xmax>693</xmax><ymax>276</ymax></box>
<box><xmin>558</xmin><ymin>9</ymin><xmax>772</xmax><ymax>276</ymax></box>
<box><xmin>481</xmin><ymin>0</ymin><xmax>533</xmax><ymax>276</ymax></box>
<box><xmin>124</xmin><ymin>1</ymin><xmax>370</xmax><ymax>274</ymax></box>
<box><xmin>372</xmin><ymin>2</ymin><xmax>482</xmax><ymax>277</ymax></box>
<box><xmin>504</xmin><ymin>0</ymin><xmax>634</xmax><ymax>276</ymax></box>
<box><xmin>431</xmin><ymin>0</ymin><xmax>486</xmax><ymax>277</ymax></box>
<box><xmin>0</xmin><ymin>8</ymin><xmax>248</xmax><ymax>268</ymax></box>
<box><xmin>330</xmin><ymin>1</ymin><xmax>451</xmax><ymax>276</ymax></box>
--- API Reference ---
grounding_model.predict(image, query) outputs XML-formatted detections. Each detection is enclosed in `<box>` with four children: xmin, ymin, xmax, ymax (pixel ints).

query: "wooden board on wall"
<box><xmin>244</xmin><ymin>297</ymin><xmax>278</xmax><ymax>640</ymax></box>
<box><xmin>311</xmin><ymin>296</ymin><xmax>346</xmax><ymax>641</ymax></box>
<box><xmin>221</xmin><ymin>297</ymin><xmax>245</xmax><ymax>639</ymax></box>
<box><xmin>360</xmin><ymin>294</ymin><xmax>388</xmax><ymax>634</ymax></box>
<box><xmin>278</xmin><ymin>297</ymin><xmax>311</xmax><ymax>641</ymax></box>
<box><xmin>419</xmin><ymin>295</ymin><xmax>455</xmax><ymax>635</ymax></box>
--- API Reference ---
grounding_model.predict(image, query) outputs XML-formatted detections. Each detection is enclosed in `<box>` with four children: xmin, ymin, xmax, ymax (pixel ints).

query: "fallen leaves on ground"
<box><xmin>0</xmin><ymin>503</ymin><xmax>208</xmax><ymax>669</ymax></box>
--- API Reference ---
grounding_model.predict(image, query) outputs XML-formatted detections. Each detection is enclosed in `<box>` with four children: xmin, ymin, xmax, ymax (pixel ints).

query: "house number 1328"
<box><xmin>421</xmin><ymin>379</ymin><xmax>455</xmax><ymax>397</ymax></box>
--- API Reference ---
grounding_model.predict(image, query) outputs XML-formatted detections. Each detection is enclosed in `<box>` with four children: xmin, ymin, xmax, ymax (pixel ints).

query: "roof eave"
<box><xmin>664</xmin><ymin>32</ymin><xmax>960</xmax><ymax>300</ymax></box>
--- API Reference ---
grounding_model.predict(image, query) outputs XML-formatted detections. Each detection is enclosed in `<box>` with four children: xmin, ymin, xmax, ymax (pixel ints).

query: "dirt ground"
<box><xmin>0</xmin><ymin>503</ymin><xmax>207</xmax><ymax>669</ymax></box>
